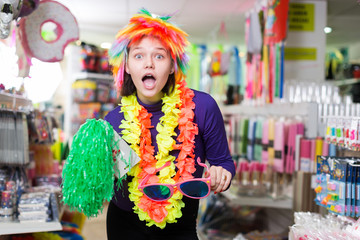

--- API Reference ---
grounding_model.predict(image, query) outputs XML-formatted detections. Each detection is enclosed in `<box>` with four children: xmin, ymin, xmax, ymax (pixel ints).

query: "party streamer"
<box><xmin>280</xmin><ymin>41</ymin><xmax>285</xmax><ymax>99</ymax></box>
<box><xmin>263</xmin><ymin>45</ymin><xmax>269</xmax><ymax>103</ymax></box>
<box><xmin>275</xmin><ymin>43</ymin><xmax>280</xmax><ymax>98</ymax></box>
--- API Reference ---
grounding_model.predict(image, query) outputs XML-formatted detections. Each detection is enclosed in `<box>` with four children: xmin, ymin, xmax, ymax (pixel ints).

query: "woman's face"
<box><xmin>126</xmin><ymin>36</ymin><xmax>174</xmax><ymax>105</ymax></box>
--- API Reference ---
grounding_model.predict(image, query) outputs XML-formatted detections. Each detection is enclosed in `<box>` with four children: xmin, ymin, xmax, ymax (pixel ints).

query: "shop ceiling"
<box><xmin>57</xmin><ymin>0</ymin><xmax>360</xmax><ymax>47</ymax></box>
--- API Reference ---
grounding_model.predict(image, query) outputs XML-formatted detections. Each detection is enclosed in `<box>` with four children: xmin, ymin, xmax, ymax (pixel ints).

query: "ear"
<box><xmin>170</xmin><ymin>62</ymin><xmax>175</xmax><ymax>74</ymax></box>
<box><xmin>125</xmin><ymin>62</ymin><xmax>130</xmax><ymax>74</ymax></box>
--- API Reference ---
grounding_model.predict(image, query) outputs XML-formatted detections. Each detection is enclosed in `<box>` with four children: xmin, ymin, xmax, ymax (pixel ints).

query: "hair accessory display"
<box><xmin>108</xmin><ymin>8</ymin><xmax>189</xmax><ymax>91</ymax></box>
<box><xmin>18</xmin><ymin>0</ymin><xmax>79</xmax><ymax>62</ymax></box>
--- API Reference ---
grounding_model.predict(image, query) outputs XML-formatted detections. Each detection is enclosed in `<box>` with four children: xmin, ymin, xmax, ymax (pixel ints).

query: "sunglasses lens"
<box><xmin>143</xmin><ymin>185</ymin><xmax>171</xmax><ymax>201</ymax></box>
<box><xmin>180</xmin><ymin>181</ymin><xmax>209</xmax><ymax>198</ymax></box>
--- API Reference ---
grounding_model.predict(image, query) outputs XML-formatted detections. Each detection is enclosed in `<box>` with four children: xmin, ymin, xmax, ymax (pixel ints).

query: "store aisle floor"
<box><xmin>82</xmin><ymin>202</ymin><xmax>108</xmax><ymax>240</ymax></box>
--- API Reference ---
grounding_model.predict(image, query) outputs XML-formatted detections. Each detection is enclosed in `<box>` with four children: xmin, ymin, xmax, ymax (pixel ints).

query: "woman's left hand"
<box><xmin>205</xmin><ymin>166</ymin><xmax>232</xmax><ymax>194</ymax></box>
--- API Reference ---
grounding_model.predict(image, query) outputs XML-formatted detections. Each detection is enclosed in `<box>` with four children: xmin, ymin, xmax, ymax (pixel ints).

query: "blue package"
<box><xmin>351</xmin><ymin>163</ymin><xmax>358</xmax><ymax>217</ymax></box>
<box><xmin>345</xmin><ymin>161</ymin><xmax>354</xmax><ymax>216</ymax></box>
<box><xmin>315</xmin><ymin>156</ymin><xmax>330</xmax><ymax>207</ymax></box>
<box><xmin>356</xmin><ymin>164</ymin><xmax>360</xmax><ymax>217</ymax></box>
<box><xmin>327</xmin><ymin>159</ymin><xmax>347</xmax><ymax>215</ymax></box>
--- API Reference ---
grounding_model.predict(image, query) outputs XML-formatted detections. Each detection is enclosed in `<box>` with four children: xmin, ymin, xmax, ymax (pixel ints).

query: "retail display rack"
<box><xmin>218</xmin><ymin>102</ymin><xmax>319</xmax><ymax>209</ymax></box>
<box><xmin>220</xmin><ymin>102</ymin><xmax>319</xmax><ymax>138</ymax></box>
<box><xmin>0</xmin><ymin>93</ymin><xmax>62</xmax><ymax>236</ymax></box>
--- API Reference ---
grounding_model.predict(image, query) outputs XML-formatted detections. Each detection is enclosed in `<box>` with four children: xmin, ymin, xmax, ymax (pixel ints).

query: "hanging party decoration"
<box><xmin>0</xmin><ymin>0</ymin><xmax>23</xmax><ymax>39</ymax></box>
<box><xmin>264</xmin><ymin>0</ymin><xmax>290</xmax><ymax>45</ymax></box>
<box><xmin>15</xmin><ymin>27</ymin><xmax>32</xmax><ymax>78</ymax></box>
<box><xmin>18</xmin><ymin>0</ymin><xmax>79</xmax><ymax>62</ymax></box>
<box><xmin>18</xmin><ymin>0</ymin><xmax>40</xmax><ymax>18</ymax></box>
<box><xmin>209</xmin><ymin>50</ymin><xmax>222</xmax><ymax>77</ymax></box>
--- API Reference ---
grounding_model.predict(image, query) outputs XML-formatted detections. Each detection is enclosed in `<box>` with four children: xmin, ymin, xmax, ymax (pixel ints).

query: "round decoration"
<box><xmin>18</xmin><ymin>0</ymin><xmax>79</xmax><ymax>62</ymax></box>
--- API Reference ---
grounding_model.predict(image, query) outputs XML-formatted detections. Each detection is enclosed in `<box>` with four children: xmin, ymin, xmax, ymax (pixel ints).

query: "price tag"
<box><xmin>113</xmin><ymin>130</ymin><xmax>141</xmax><ymax>178</ymax></box>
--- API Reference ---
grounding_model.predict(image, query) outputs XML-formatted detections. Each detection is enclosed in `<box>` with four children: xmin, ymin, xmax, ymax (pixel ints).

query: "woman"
<box><xmin>105</xmin><ymin>9</ymin><xmax>235</xmax><ymax>240</ymax></box>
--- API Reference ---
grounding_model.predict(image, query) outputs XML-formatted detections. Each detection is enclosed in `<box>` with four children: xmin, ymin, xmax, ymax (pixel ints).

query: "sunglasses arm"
<box><xmin>139</xmin><ymin>161</ymin><xmax>171</xmax><ymax>187</ymax></box>
<box><xmin>196</xmin><ymin>157</ymin><xmax>209</xmax><ymax>174</ymax></box>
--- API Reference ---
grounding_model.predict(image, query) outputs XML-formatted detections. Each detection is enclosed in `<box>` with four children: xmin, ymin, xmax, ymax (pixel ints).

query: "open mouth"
<box><xmin>142</xmin><ymin>74</ymin><xmax>156</xmax><ymax>89</ymax></box>
<box><xmin>142</xmin><ymin>74</ymin><xmax>155</xmax><ymax>81</ymax></box>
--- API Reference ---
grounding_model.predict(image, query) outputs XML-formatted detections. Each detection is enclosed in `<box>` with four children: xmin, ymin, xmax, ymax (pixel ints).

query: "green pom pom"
<box><xmin>61</xmin><ymin>119</ymin><xmax>118</xmax><ymax>217</ymax></box>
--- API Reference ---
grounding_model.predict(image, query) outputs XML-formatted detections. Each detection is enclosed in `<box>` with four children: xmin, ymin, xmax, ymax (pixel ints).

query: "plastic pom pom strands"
<box><xmin>61</xmin><ymin>119</ymin><xmax>122</xmax><ymax>217</ymax></box>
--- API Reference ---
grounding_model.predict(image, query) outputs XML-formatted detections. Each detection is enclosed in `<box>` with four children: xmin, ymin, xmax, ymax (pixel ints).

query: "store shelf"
<box><xmin>221</xmin><ymin>187</ymin><xmax>293</xmax><ymax>209</ymax></box>
<box><xmin>73</xmin><ymin>72</ymin><xmax>113</xmax><ymax>82</ymax></box>
<box><xmin>332</xmin><ymin>78</ymin><xmax>360</xmax><ymax>86</ymax></box>
<box><xmin>219</xmin><ymin>102</ymin><xmax>318</xmax><ymax>138</ymax></box>
<box><xmin>0</xmin><ymin>220</ymin><xmax>62</xmax><ymax>235</ymax></box>
<box><xmin>0</xmin><ymin>92</ymin><xmax>33</xmax><ymax>112</ymax></box>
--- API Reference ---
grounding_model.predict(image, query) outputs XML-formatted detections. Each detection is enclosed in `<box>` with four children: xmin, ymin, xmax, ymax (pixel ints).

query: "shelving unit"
<box><xmin>221</xmin><ymin>187</ymin><xmax>293</xmax><ymax>209</ymax></box>
<box><xmin>332</xmin><ymin>78</ymin><xmax>360</xmax><ymax>86</ymax></box>
<box><xmin>64</xmin><ymin>67</ymin><xmax>115</xmax><ymax>144</ymax></box>
<box><xmin>0</xmin><ymin>93</ymin><xmax>62</xmax><ymax>236</ymax></box>
<box><xmin>0</xmin><ymin>221</ymin><xmax>62</xmax><ymax>235</ymax></box>
<box><xmin>219</xmin><ymin>102</ymin><xmax>319</xmax><ymax>138</ymax></box>
<box><xmin>73</xmin><ymin>72</ymin><xmax>113</xmax><ymax>82</ymax></box>
<box><xmin>0</xmin><ymin>92</ymin><xmax>33</xmax><ymax>112</ymax></box>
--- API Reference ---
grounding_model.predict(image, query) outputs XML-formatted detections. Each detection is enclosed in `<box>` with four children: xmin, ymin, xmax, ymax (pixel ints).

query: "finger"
<box><xmin>220</xmin><ymin>172</ymin><xmax>232</xmax><ymax>192</ymax></box>
<box><xmin>212</xmin><ymin>167</ymin><xmax>226</xmax><ymax>192</ymax></box>
<box><xmin>215</xmin><ymin>169</ymin><xmax>232</xmax><ymax>193</ymax></box>
<box><xmin>209</xmin><ymin>167</ymin><xmax>217</xmax><ymax>190</ymax></box>
<box><xmin>209</xmin><ymin>166</ymin><xmax>222</xmax><ymax>191</ymax></box>
<box><xmin>214</xmin><ymin>169</ymin><xmax>226</xmax><ymax>193</ymax></box>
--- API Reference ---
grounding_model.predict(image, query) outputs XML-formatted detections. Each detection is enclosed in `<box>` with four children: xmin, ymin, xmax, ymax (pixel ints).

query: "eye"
<box><xmin>155</xmin><ymin>54</ymin><xmax>164</xmax><ymax>60</ymax></box>
<box><xmin>134</xmin><ymin>54</ymin><xmax>142</xmax><ymax>59</ymax></box>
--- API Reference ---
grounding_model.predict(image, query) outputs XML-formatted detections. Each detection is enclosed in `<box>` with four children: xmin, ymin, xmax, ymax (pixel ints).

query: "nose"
<box><xmin>145</xmin><ymin>56</ymin><xmax>154</xmax><ymax>69</ymax></box>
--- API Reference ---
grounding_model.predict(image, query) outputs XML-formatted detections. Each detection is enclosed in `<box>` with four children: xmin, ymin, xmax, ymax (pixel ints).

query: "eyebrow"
<box><xmin>131</xmin><ymin>47</ymin><xmax>167</xmax><ymax>52</ymax></box>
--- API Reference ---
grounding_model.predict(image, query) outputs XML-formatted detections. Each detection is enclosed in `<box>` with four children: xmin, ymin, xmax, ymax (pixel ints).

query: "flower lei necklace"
<box><xmin>119</xmin><ymin>80</ymin><xmax>198</xmax><ymax>228</ymax></box>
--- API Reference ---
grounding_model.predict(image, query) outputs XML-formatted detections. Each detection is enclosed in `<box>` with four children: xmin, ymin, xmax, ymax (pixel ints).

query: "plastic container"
<box><xmin>96</xmin><ymin>83</ymin><xmax>110</xmax><ymax>103</ymax></box>
<box><xmin>71</xmin><ymin>80</ymin><xmax>96</xmax><ymax>102</ymax></box>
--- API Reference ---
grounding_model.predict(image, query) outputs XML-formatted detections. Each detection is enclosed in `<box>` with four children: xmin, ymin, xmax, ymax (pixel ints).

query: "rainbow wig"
<box><xmin>108</xmin><ymin>8</ymin><xmax>189</xmax><ymax>92</ymax></box>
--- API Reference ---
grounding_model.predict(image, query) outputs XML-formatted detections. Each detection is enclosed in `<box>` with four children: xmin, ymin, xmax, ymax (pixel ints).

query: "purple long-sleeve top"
<box><xmin>104</xmin><ymin>89</ymin><xmax>235</xmax><ymax>211</ymax></box>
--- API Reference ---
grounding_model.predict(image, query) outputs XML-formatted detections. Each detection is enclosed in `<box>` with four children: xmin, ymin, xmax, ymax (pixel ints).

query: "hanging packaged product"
<box><xmin>315</xmin><ymin>156</ymin><xmax>360</xmax><ymax>217</ymax></box>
